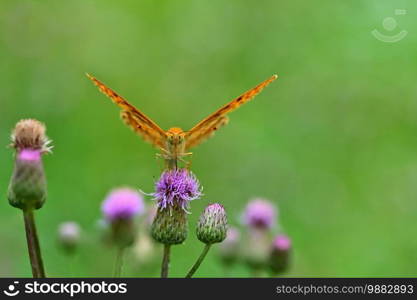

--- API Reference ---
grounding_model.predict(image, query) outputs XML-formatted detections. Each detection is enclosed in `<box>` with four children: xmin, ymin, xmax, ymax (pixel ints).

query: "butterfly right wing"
<box><xmin>185</xmin><ymin>75</ymin><xmax>277</xmax><ymax>150</ymax></box>
<box><xmin>87</xmin><ymin>73</ymin><xmax>167</xmax><ymax>149</ymax></box>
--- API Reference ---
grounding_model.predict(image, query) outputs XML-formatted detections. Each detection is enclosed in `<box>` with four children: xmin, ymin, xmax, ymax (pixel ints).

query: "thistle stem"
<box><xmin>113</xmin><ymin>246</ymin><xmax>126</xmax><ymax>277</ymax></box>
<box><xmin>23</xmin><ymin>208</ymin><xmax>45</xmax><ymax>278</ymax></box>
<box><xmin>161</xmin><ymin>244</ymin><xmax>171</xmax><ymax>278</ymax></box>
<box><xmin>185</xmin><ymin>244</ymin><xmax>211</xmax><ymax>278</ymax></box>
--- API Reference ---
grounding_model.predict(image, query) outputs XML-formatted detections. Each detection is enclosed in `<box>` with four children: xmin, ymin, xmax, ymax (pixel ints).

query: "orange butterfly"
<box><xmin>87</xmin><ymin>73</ymin><xmax>278</xmax><ymax>169</ymax></box>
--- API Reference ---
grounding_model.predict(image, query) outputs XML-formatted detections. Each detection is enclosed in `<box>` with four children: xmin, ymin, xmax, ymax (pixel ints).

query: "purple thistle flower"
<box><xmin>243</xmin><ymin>198</ymin><xmax>277</xmax><ymax>229</ymax></box>
<box><xmin>102</xmin><ymin>187</ymin><xmax>145</xmax><ymax>221</ymax></box>
<box><xmin>151</xmin><ymin>169</ymin><xmax>202</xmax><ymax>212</ymax></box>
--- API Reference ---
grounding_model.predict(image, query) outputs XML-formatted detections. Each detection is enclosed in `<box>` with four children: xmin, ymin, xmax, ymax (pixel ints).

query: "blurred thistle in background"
<box><xmin>217</xmin><ymin>227</ymin><xmax>241</xmax><ymax>272</ymax></box>
<box><xmin>101</xmin><ymin>187</ymin><xmax>145</xmax><ymax>276</ymax></box>
<box><xmin>57</xmin><ymin>221</ymin><xmax>81</xmax><ymax>255</ymax></box>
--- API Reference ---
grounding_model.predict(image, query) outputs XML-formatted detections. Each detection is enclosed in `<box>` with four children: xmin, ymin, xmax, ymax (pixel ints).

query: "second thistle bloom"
<box><xmin>102</xmin><ymin>187</ymin><xmax>145</xmax><ymax>247</ymax></box>
<box><xmin>197</xmin><ymin>203</ymin><xmax>228</xmax><ymax>244</ymax></box>
<box><xmin>102</xmin><ymin>188</ymin><xmax>145</xmax><ymax>221</ymax></box>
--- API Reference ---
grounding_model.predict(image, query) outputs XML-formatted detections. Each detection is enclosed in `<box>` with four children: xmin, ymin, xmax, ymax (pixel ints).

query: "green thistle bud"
<box><xmin>197</xmin><ymin>203</ymin><xmax>227</xmax><ymax>244</ymax></box>
<box><xmin>8</xmin><ymin>119</ymin><xmax>51</xmax><ymax>210</ymax></box>
<box><xmin>151</xmin><ymin>203</ymin><xmax>188</xmax><ymax>245</ymax></box>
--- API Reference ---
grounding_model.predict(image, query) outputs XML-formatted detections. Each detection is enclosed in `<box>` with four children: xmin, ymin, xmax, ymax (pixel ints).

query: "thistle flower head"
<box><xmin>58</xmin><ymin>221</ymin><xmax>81</xmax><ymax>253</ymax></box>
<box><xmin>8</xmin><ymin>120</ymin><xmax>51</xmax><ymax>210</ymax></box>
<box><xmin>197</xmin><ymin>203</ymin><xmax>228</xmax><ymax>244</ymax></box>
<box><xmin>243</xmin><ymin>198</ymin><xmax>277</xmax><ymax>229</ymax></box>
<box><xmin>101</xmin><ymin>187</ymin><xmax>144</xmax><ymax>247</ymax></box>
<box><xmin>102</xmin><ymin>187</ymin><xmax>145</xmax><ymax>221</ymax></box>
<box><xmin>269</xmin><ymin>234</ymin><xmax>291</xmax><ymax>274</ymax></box>
<box><xmin>11</xmin><ymin>119</ymin><xmax>52</xmax><ymax>153</ymax></box>
<box><xmin>151</xmin><ymin>169</ymin><xmax>202</xmax><ymax>212</ymax></box>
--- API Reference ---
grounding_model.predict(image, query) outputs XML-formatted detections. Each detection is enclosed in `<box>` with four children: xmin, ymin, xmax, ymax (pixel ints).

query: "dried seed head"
<box><xmin>11</xmin><ymin>119</ymin><xmax>52</xmax><ymax>152</ymax></box>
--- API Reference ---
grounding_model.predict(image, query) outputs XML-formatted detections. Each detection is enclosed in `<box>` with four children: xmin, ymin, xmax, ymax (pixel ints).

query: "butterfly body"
<box><xmin>164</xmin><ymin>127</ymin><xmax>188</xmax><ymax>169</ymax></box>
<box><xmin>87</xmin><ymin>73</ymin><xmax>277</xmax><ymax>169</ymax></box>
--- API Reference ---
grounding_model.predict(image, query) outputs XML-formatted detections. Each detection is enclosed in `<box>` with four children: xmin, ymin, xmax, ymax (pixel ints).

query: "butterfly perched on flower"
<box><xmin>87</xmin><ymin>73</ymin><xmax>277</xmax><ymax>169</ymax></box>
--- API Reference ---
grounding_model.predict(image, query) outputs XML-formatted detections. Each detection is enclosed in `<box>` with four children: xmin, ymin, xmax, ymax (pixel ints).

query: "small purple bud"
<box><xmin>218</xmin><ymin>227</ymin><xmax>240</xmax><ymax>266</ymax></box>
<box><xmin>243</xmin><ymin>198</ymin><xmax>277</xmax><ymax>230</ymax></box>
<box><xmin>196</xmin><ymin>203</ymin><xmax>228</xmax><ymax>244</ymax></box>
<box><xmin>57</xmin><ymin>221</ymin><xmax>81</xmax><ymax>254</ymax></box>
<box><xmin>269</xmin><ymin>234</ymin><xmax>292</xmax><ymax>275</ymax></box>
<box><xmin>102</xmin><ymin>188</ymin><xmax>144</xmax><ymax>221</ymax></box>
<box><xmin>151</xmin><ymin>169</ymin><xmax>202</xmax><ymax>212</ymax></box>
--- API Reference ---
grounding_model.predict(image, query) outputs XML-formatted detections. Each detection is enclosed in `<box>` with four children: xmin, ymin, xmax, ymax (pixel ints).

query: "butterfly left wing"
<box><xmin>87</xmin><ymin>73</ymin><xmax>167</xmax><ymax>149</ymax></box>
<box><xmin>185</xmin><ymin>74</ymin><xmax>277</xmax><ymax>150</ymax></box>
<box><xmin>121</xmin><ymin>111</ymin><xmax>166</xmax><ymax>149</ymax></box>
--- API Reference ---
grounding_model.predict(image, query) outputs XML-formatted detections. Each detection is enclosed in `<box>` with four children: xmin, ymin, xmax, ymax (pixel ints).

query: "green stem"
<box><xmin>23</xmin><ymin>209</ymin><xmax>45</xmax><ymax>278</ymax></box>
<box><xmin>185</xmin><ymin>244</ymin><xmax>211</xmax><ymax>278</ymax></box>
<box><xmin>161</xmin><ymin>244</ymin><xmax>171</xmax><ymax>278</ymax></box>
<box><xmin>113</xmin><ymin>246</ymin><xmax>125</xmax><ymax>277</ymax></box>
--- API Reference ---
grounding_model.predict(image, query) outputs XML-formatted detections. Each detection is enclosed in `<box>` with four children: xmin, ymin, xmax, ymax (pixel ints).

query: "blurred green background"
<box><xmin>1</xmin><ymin>0</ymin><xmax>417</xmax><ymax>277</ymax></box>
